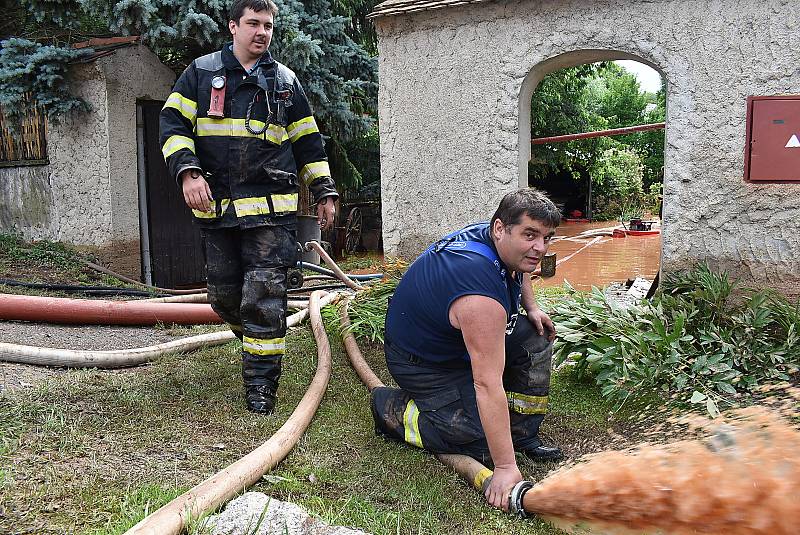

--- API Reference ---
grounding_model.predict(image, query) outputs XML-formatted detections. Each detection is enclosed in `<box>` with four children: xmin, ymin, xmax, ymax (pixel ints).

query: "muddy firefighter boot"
<box><xmin>240</xmin><ymin>267</ymin><xmax>290</xmax><ymax>414</ymax></box>
<box><xmin>504</xmin><ymin>316</ymin><xmax>563</xmax><ymax>461</ymax></box>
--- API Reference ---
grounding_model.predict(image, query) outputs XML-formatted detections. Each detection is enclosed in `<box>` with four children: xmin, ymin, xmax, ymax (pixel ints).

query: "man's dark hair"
<box><xmin>490</xmin><ymin>188</ymin><xmax>561</xmax><ymax>229</ymax></box>
<box><xmin>229</xmin><ymin>0</ymin><xmax>278</xmax><ymax>23</ymax></box>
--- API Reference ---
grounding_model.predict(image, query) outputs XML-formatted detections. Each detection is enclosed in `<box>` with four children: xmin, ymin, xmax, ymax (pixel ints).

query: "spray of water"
<box><xmin>524</xmin><ymin>401</ymin><xmax>799</xmax><ymax>535</ymax></box>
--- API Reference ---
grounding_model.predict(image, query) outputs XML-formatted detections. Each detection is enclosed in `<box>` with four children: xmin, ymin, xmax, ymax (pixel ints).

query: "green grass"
<box><xmin>0</xmin><ymin>316</ymin><xmax>632</xmax><ymax>534</ymax></box>
<box><xmin>0</xmin><ymin>236</ymin><xmax>642</xmax><ymax>534</ymax></box>
<box><xmin>0</xmin><ymin>233</ymin><xmax>146</xmax><ymax>294</ymax></box>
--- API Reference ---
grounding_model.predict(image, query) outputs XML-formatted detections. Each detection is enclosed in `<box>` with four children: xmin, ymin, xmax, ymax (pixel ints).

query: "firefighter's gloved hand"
<box><xmin>485</xmin><ymin>464</ymin><xmax>523</xmax><ymax>512</ymax></box>
<box><xmin>316</xmin><ymin>196</ymin><xmax>335</xmax><ymax>231</ymax></box>
<box><xmin>181</xmin><ymin>169</ymin><xmax>214</xmax><ymax>213</ymax></box>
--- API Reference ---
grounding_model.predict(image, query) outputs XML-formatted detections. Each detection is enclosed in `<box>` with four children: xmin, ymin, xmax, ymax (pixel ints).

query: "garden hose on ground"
<box><xmin>125</xmin><ymin>290</ymin><xmax>338</xmax><ymax>535</ymax></box>
<box><xmin>82</xmin><ymin>260</ymin><xmax>206</xmax><ymax>295</ymax></box>
<box><xmin>0</xmin><ymin>278</ymin><xmax>166</xmax><ymax>298</ymax></box>
<box><xmin>338</xmin><ymin>299</ymin><xmax>495</xmax><ymax>495</ymax></box>
<box><xmin>299</xmin><ymin>261</ymin><xmax>383</xmax><ymax>281</ymax></box>
<box><xmin>304</xmin><ymin>242</ymin><xmax>365</xmax><ymax>290</ymax></box>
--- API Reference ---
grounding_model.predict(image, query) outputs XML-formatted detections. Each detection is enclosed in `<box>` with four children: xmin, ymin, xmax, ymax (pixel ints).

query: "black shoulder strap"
<box><xmin>195</xmin><ymin>51</ymin><xmax>223</xmax><ymax>72</ymax></box>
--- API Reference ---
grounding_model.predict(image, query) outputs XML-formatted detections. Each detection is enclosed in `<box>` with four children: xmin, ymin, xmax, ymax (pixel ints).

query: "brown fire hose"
<box><xmin>338</xmin><ymin>299</ymin><xmax>494</xmax><ymax>493</ymax></box>
<box><xmin>0</xmin><ymin>293</ymin><xmax>222</xmax><ymax>325</ymax></box>
<box><xmin>125</xmin><ymin>290</ymin><xmax>338</xmax><ymax>535</ymax></box>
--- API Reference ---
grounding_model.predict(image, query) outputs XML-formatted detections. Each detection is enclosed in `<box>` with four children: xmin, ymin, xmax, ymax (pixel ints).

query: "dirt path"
<box><xmin>0</xmin><ymin>321</ymin><xmax>203</xmax><ymax>393</ymax></box>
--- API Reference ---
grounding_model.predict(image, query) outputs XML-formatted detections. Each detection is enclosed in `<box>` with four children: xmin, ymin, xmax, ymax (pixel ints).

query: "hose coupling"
<box><xmin>508</xmin><ymin>480</ymin><xmax>535</xmax><ymax>518</ymax></box>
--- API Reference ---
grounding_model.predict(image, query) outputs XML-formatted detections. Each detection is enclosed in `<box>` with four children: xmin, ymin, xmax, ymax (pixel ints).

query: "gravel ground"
<box><xmin>0</xmin><ymin>321</ymin><xmax>207</xmax><ymax>393</ymax></box>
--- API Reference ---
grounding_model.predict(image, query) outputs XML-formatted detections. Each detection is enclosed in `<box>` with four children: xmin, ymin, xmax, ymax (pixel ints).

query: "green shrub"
<box><xmin>549</xmin><ymin>264</ymin><xmax>800</xmax><ymax>415</ymax></box>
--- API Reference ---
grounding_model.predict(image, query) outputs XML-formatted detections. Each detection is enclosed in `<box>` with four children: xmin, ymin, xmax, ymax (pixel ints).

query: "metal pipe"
<box><xmin>125</xmin><ymin>290</ymin><xmax>337</xmax><ymax>535</ymax></box>
<box><xmin>531</xmin><ymin>122</ymin><xmax>665</xmax><ymax>145</ymax></box>
<box><xmin>0</xmin><ymin>291</ymin><xmax>339</xmax><ymax>374</ymax></box>
<box><xmin>136</xmin><ymin>105</ymin><xmax>154</xmax><ymax>287</ymax></box>
<box><xmin>0</xmin><ymin>293</ymin><xmax>222</xmax><ymax>325</ymax></box>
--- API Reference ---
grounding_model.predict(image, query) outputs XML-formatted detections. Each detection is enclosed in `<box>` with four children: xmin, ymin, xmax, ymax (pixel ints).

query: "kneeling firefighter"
<box><xmin>159</xmin><ymin>0</ymin><xmax>337</xmax><ymax>413</ymax></box>
<box><xmin>371</xmin><ymin>189</ymin><xmax>563</xmax><ymax>510</ymax></box>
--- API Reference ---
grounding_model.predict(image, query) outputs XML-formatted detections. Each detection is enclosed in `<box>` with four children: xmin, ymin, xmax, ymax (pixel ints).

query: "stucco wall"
<box><xmin>375</xmin><ymin>0</ymin><xmax>800</xmax><ymax>295</ymax></box>
<box><xmin>102</xmin><ymin>45</ymin><xmax>176</xmax><ymax>276</ymax></box>
<box><xmin>0</xmin><ymin>44</ymin><xmax>175</xmax><ymax>278</ymax></box>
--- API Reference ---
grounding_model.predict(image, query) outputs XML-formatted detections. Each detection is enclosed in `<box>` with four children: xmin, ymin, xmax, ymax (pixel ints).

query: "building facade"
<box><xmin>371</xmin><ymin>0</ymin><xmax>800</xmax><ymax>296</ymax></box>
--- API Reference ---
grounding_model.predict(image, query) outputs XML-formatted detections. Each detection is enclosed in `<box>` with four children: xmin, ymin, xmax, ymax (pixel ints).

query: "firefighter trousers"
<box><xmin>203</xmin><ymin>225</ymin><xmax>298</xmax><ymax>393</ymax></box>
<box><xmin>370</xmin><ymin>316</ymin><xmax>552</xmax><ymax>463</ymax></box>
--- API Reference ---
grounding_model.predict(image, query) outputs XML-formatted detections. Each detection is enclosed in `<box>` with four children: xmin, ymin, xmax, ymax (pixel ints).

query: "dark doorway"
<box><xmin>138</xmin><ymin>100</ymin><xmax>206</xmax><ymax>288</ymax></box>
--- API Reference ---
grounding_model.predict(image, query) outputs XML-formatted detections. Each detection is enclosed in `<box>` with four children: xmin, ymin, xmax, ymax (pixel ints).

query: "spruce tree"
<box><xmin>1</xmin><ymin>0</ymin><xmax>377</xmax><ymax>182</ymax></box>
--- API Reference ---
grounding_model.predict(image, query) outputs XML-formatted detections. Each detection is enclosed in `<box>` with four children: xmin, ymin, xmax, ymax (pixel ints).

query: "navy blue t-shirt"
<box><xmin>385</xmin><ymin>223</ymin><xmax>522</xmax><ymax>362</ymax></box>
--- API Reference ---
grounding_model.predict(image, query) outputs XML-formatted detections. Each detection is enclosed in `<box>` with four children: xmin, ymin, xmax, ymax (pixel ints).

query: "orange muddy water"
<box><xmin>524</xmin><ymin>405</ymin><xmax>800</xmax><ymax>535</ymax></box>
<box><xmin>536</xmin><ymin>221</ymin><xmax>661</xmax><ymax>291</ymax></box>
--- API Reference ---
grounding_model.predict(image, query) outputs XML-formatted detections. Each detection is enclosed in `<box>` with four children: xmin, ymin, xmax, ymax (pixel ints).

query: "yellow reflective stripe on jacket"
<box><xmin>299</xmin><ymin>161</ymin><xmax>330</xmax><ymax>185</ymax></box>
<box><xmin>162</xmin><ymin>92</ymin><xmax>198</xmax><ymax>127</ymax></box>
<box><xmin>271</xmin><ymin>193</ymin><xmax>298</xmax><ymax>213</ymax></box>
<box><xmin>403</xmin><ymin>399</ymin><xmax>423</xmax><ymax>448</ymax></box>
<box><xmin>196</xmin><ymin>118</ymin><xmax>288</xmax><ymax>144</ymax></box>
<box><xmin>233</xmin><ymin>195</ymin><xmax>298</xmax><ymax>217</ymax></box>
<box><xmin>287</xmin><ymin>116</ymin><xmax>319</xmax><ymax>143</ymax></box>
<box><xmin>243</xmin><ymin>336</ymin><xmax>286</xmax><ymax>356</ymax></box>
<box><xmin>506</xmin><ymin>391</ymin><xmax>548</xmax><ymax>415</ymax></box>
<box><xmin>473</xmin><ymin>468</ymin><xmax>493</xmax><ymax>491</ymax></box>
<box><xmin>162</xmin><ymin>135</ymin><xmax>196</xmax><ymax>158</ymax></box>
<box><xmin>191</xmin><ymin>198</ymin><xmax>230</xmax><ymax>219</ymax></box>
<box><xmin>233</xmin><ymin>197</ymin><xmax>271</xmax><ymax>217</ymax></box>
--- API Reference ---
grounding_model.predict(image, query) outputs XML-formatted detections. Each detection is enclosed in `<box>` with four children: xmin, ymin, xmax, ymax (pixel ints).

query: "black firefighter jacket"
<box><xmin>159</xmin><ymin>45</ymin><xmax>338</xmax><ymax>229</ymax></box>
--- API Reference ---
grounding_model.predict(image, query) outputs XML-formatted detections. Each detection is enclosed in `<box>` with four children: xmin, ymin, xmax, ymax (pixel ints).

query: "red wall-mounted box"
<box><xmin>744</xmin><ymin>95</ymin><xmax>800</xmax><ymax>183</ymax></box>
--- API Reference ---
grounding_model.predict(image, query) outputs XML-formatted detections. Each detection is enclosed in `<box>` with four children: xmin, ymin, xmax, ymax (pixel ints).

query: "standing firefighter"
<box><xmin>372</xmin><ymin>188</ymin><xmax>563</xmax><ymax>510</ymax></box>
<box><xmin>159</xmin><ymin>0</ymin><xmax>338</xmax><ymax>414</ymax></box>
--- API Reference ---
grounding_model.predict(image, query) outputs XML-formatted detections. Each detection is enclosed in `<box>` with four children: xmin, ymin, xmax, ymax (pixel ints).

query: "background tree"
<box><xmin>529</xmin><ymin>62</ymin><xmax>665</xmax><ymax>219</ymax></box>
<box><xmin>0</xmin><ymin>0</ymin><xmax>378</xmax><ymax>188</ymax></box>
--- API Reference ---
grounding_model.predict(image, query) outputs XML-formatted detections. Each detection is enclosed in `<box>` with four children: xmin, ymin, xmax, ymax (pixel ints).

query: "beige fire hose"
<box><xmin>139</xmin><ymin>293</ymin><xmax>209</xmax><ymax>303</ymax></box>
<box><xmin>125</xmin><ymin>290</ymin><xmax>338</xmax><ymax>535</ymax></box>
<box><xmin>339</xmin><ymin>299</ymin><xmax>493</xmax><ymax>493</ymax></box>
<box><xmin>304</xmin><ymin>241</ymin><xmax>364</xmax><ymax>290</ymax></box>
<box><xmin>0</xmin><ymin>292</ymin><xmax>340</xmax><ymax>368</ymax></box>
<box><xmin>140</xmin><ymin>294</ymin><xmax>309</xmax><ymax>310</ymax></box>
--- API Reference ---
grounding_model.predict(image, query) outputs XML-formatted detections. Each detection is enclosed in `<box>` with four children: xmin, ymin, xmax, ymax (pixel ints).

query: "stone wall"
<box><xmin>0</xmin><ymin>45</ymin><xmax>175</xmax><ymax>279</ymax></box>
<box><xmin>374</xmin><ymin>0</ymin><xmax>800</xmax><ymax>295</ymax></box>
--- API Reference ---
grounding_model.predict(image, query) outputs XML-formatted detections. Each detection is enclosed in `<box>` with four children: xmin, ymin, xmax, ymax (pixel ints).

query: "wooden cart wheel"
<box><xmin>345</xmin><ymin>207</ymin><xmax>363</xmax><ymax>254</ymax></box>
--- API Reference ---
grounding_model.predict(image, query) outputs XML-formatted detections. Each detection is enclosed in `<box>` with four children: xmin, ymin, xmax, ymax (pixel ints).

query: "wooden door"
<box><xmin>140</xmin><ymin>100</ymin><xmax>206</xmax><ymax>288</ymax></box>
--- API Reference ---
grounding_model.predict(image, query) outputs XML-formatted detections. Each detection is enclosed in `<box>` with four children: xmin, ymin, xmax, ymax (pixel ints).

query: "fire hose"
<box><xmin>0</xmin><ymin>292</ymin><xmax>340</xmax><ymax>368</ymax></box>
<box><xmin>125</xmin><ymin>290</ymin><xmax>338</xmax><ymax>535</ymax></box>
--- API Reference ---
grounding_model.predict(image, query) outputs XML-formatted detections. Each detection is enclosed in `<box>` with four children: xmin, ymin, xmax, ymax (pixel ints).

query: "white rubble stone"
<box><xmin>203</xmin><ymin>492</ymin><xmax>370</xmax><ymax>535</ymax></box>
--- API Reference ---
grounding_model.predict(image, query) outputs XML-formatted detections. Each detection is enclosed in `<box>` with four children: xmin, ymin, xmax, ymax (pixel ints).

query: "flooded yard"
<box><xmin>536</xmin><ymin>220</ymin><xmax>661</xmax><ymax>291</ymax></box>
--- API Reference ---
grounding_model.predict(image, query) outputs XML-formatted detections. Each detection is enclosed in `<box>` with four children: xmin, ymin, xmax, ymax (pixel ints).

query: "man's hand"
<box><xmin>180</xmin><ymin>169</ymin><xmax>213</xmax><ymax>213</ymax></box>
<box><xmin>527</xmin><ymin>306</ymin><xmax>556</xmax><ymax>342</ymax></box>
<box><xmin>485</xmin><ymin>464</ymin><xmax>523</xmax><ymax>511</ymax></box>
<box><xmin>316</xmin><ymin>197</ymin><xmax>335</xmax><ymax>231</ymax></box>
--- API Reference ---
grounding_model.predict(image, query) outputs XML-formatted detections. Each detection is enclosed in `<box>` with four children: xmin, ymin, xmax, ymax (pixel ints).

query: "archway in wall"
<box><xmin>519</xmin><ymin>50</ymin><xmax>666</xmax><ymax>291</ymax></box>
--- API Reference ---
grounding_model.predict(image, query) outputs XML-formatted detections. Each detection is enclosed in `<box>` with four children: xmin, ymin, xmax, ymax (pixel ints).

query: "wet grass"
<box><xmin>0</xmin><ymin>315</ymin><xmax>629</xmax><ymax>535</ymax></box>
